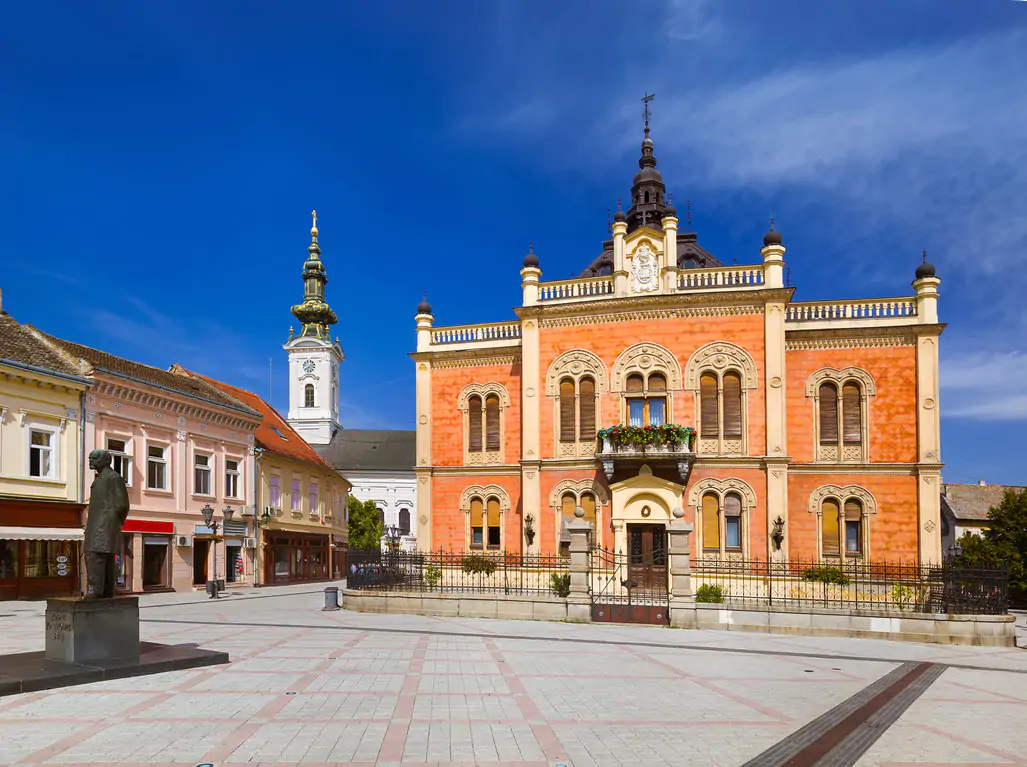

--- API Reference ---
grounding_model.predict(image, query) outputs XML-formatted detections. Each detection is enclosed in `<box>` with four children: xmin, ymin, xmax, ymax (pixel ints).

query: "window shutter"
<box><xmin>819</xmin><ymin>383</ymin><xmax>838</xmax><ymax>445</ymax></box>
<box><xmin>648</xmin><ymin>374</ymin><xmax>667</xmax><ymax>393</ymax></box>
<box><xmin>822</xmin><ymin>499</ymin><xmax>840</xmax><ymax>555</ymax></box>
<box><xmin>485</xmin><ymin>395</ymin><xmax>500</xmax><ymax>451</ymax></box>
<box><xmin>580</xmin><ymin>493</ymin><xmax>596</xmax><ymax>525</ymax></box>
<box><xmin>468</xmin><ymin>396</ymin><xmax>483</xmax><ymax>452</ymax></box>
<box><xmin>844</xmin><ymin>498</ymin><xmax>863</xmax><ymax>521</ymax></box>
<box><xmin>842</xmin><ymin>384</ymin><xmax>862</xmax><ymax>446</ymax></box>
<box><xmin>626</xmin><ymin>374</ymin><xmax>644</xmax><ymax>392</ymax></box>
<box><xmin>723</xmin><ymin>493</ymin><xmax>742</xmax><ymax>517</ymax></box>
<box><xmin>700</xmin><ymin>374</ymin><xmax>719</xmax><ymax>438</ymax></box>
<box><xmin>559</xmin><ymin>379</ymin><xmax>576</xmax><ymax>442</ymax></box>
<box><xmin>470</xmin><ymin>497</ymin><xmax>484</xmax><ymax>527</ymax></box>
<box><xmin>701</xmin><ymin>493</ymin><xmax>720</xmax><ymax>549</ymax></box>
<box><xmin>723</xmin><ymin>372</ymin><xmax>742</xmax><ymax>438</ymax></box>
<box><xmin>486</xmin><ymin>497</ymin><xmax>501</xmax><ymax>527</ymax></box>
<box><xmin>578</xmin><ymin>378</ymin><xmax>596</xmax><ymax>439</ymax></box>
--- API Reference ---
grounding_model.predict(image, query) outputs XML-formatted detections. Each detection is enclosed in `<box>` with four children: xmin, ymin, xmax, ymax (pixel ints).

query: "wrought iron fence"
<box><xmin>690</xmin><ymin>557</ymin><xmax>1009</xmax><ymax>615</ymax></box>
<box><xmin>346</xmin><ymin>548</ymin><xmax>572</xmax><ymax>596</ymax></box>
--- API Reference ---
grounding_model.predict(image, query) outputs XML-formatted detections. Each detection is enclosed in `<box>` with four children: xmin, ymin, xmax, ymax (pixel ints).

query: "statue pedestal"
<box><xmin>45</xmin><ymin>597</ymin><xmax>140</xmax><ymax>664</ymax></box>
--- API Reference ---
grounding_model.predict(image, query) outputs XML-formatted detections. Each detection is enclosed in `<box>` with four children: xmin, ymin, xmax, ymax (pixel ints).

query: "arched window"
<box><xmin>398</xmin><ymin>508</ymin><xmax>411</xmax><ymax>536</ymax></box>
<box><xmin>468</xmin><ymin>396</ymin><xmax>483</xmax><ymax>453</ymax></box>
<box><xmin>580</xmin><ymin>492</ymin><xmax>597</xmax><ymax>527</ymax></box>
<box><xmin>470</xmin><ymin>498</ymin><xmax>485</xmax><ymax>548</ymax></box>
<box><xmin>579</xmin><ymin>377</ymin><xmax>596</xmax><ymax>439</ymax></box>
<box><xmin>700</xmin><ymin>374</ymin><xmax>719</xmax><ymax>438</ymax></box>
<box><xmin>559</xmin><ymin>378</ymin><xmax>576</xmax><ymax>442</ymax></box>
<box><xmin>304</xmin><ymin>384</ymin><xmax>315</xmax><ymax>409</ymax></box>
<box><xmin>701</xmin><ymin>493</ymin><xmax>720</xmax><ymax>551</ymax></box>
<box><xmin>486</xmin><ymin>496</ymin><xmax>501</xmax><ymax>549</ymax></box>
<box><xmin>723</xmin><ymin>373</ymin><xmax>742</xmax><ymax>439</ymax></box>
<box><xmin>819</xmin><ymin>383</ymin><xmax>838</xmax><ymax>447</ymax></box>
<box><xmin>844</xmin><ymin>499</ymin><xmax>863</xmax><ymax>555</ymax></box>
<box><xmin>724</xmin><ymin>493</ymin><xmax>742</xmax><ymax>550</ymax></box>
<box><xmin>559</xmin><ymin>491</ymin><xmax>577</xmax><ymax>555</ymax></box>
<box><xmin>808</xmin><ymin>370</ymin><xmax>873</xmax><ymax>462</ymax></box>
<box><xmin>597</xmin><ymin>262</ymin><xmax>613</xmax><ymax>276</ymax></box>
<box><xmin>681</xmin><ymin>258</ymin><xmax>698</xmax><ymax>270</ymax></box>
<box><xmin>821</xmin><ymin>498</ymin><xmax>840</xmax><ymax>557</ymax></box>
<box><xmin>625</xmin><ymin>372</ymin><xmax>667</xmax><ymax>426</ymax></box>
<box><xmin>485</xmin><ymin>395</ymin><xmax>500</xmax><ymax>451</ymax></box>
<box><xmin>842</xmin><ymin>384</ymin><xmax>862</xmax><ymax>447</ymax></box>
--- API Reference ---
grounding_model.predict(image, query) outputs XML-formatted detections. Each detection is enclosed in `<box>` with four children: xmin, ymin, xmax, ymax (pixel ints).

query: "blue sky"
<box><xmin>2</xmin><ymin>1</ymin><xmax>1026</xmax><ymax>484</ymax></box>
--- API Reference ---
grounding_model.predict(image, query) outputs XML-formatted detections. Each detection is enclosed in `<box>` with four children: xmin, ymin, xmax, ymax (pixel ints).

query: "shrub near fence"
<box><xmin>691</xmin><ymin>557</ymin><xmax>1009</xmax><ymax>615</ymax></box>
<box><xmin>347</xmin><ymin>549</ymin><xmax>571</xmax><ymax>597</ymax></box>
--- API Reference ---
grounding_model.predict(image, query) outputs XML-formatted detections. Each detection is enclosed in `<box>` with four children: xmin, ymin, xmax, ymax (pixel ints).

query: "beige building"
<box><xmin>195</xmin><ymin>374</ymin><xmax>349</xmax><ymax>584</ymax></box>
<box><xmin>0</xmin><ymin>307</ymin><xmax>92</xmax><ymax>600</ymax></box>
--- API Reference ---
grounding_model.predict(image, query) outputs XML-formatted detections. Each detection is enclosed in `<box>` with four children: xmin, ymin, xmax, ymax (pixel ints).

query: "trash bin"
<box><xmin>322</xmin><ymin>586</ymin><xmax>341</xmax><ymax>611</ymax></box>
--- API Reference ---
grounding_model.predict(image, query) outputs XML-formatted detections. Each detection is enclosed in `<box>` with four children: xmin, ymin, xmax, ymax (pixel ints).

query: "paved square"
<box><xmin>0</xmin><ymin>585</ymin><xmax>1023</xmax><ymax>766</ymax></box>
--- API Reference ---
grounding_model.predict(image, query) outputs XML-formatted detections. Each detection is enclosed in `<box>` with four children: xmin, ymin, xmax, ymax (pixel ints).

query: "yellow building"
<box><xmin>193</xmin><ymin>373</ymin><xmax>350</xmax><ymax>584</ymax></box>
<box><xmin>0</xmin><ymin>307</ymin><xmax>93</xmax><ymax>600</ymax></box>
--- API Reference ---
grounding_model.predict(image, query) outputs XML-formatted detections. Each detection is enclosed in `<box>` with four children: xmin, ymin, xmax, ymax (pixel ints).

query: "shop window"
<box><xmin>0</xmin><ymin>540</ymin><xmax>16</xmax><ymax>579</ymax></box>
<box><xmin>23</xmin><ymin>540</ymin><xmax>75</xmax><ymax>578</ymax></box>
<box><xmin>194</xmin><ymin>454</ymin><xmax>212</xmax><ymax>496</ymax></box>
<box><xmin>107</xmin><ymin>437</ymin><xmax>132</xmax><ymax>485</ymax></box>
<box><xmin>142</xmin><ymin>537</ymin><xmax>170</xmax><ymax>589</ymax></box>
<box><xmin>29</xmin><ymin>429</ymin><xmax>54</xmax><ymax>478</ymax></box>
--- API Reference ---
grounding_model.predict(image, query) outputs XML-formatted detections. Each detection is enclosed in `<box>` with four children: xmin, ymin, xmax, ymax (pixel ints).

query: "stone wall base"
<box><xmin>342</xmin><ymin>589</ymin><xmax>588</xmax><ymax>622</ymax></box>
<box><xmin>671</xmin><ymin>603</ymin><xmax>1015</xmax><ymax>647</ymax></box>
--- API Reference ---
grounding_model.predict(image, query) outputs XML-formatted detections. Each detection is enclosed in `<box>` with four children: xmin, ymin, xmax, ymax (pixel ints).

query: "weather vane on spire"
<box><xmin>642</xmin><ymin>92</ymin><xmax>655</xmax><ymax>134</ymax></box>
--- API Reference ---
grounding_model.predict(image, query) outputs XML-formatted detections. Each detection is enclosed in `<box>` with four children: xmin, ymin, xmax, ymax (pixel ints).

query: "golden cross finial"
<box><xmin>311</xmin><ymin>210</ymin><xmax>318</xmax><ymax>235</ymax></box>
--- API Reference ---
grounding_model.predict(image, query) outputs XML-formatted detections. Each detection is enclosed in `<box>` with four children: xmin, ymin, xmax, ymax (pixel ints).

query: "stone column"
<box><xmin>566</xmin><ymin>511</ymin><xmax>592</xmax><ymax>623</ymax></box>
<box><xmin>413</xmin><ymin>353</ymin><xmax>433</xmax><ymax>549</ymax></box>
<box><xmin>666</xmin><ymin>508</ymin><xmax>696</xmax><ymax>629</ymax></box>
<box><xmin>520</xmin><ymin>308</ymin><xmax>542</xmax><ymax>555</ymax></box>
<box><xmin>913</xmin><ymin>273</ymin><xmax>942</xmax><ymax>563</ymax></box>
<box><xmin>612</xmin><ymin>219</ymin><xmax>628</xmax><ymax>297</ymax></box>
<box><xmin>661</xmin><ymin>214</ymin><xmax>678</xmax><ymax>292</ymax></box>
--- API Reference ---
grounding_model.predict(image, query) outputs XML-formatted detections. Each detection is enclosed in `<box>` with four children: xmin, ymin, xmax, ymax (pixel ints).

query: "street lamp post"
<box><xmin>201</xmin><ymin>504</ymin><xmax>235</xmax><ymax>599</ymax></box>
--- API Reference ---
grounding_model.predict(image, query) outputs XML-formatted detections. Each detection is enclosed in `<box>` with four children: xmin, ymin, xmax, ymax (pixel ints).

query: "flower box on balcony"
<box><xmin>596</xmin><ymin>424</ymin><xmax>697</xmax><ymax>455</ymax></box>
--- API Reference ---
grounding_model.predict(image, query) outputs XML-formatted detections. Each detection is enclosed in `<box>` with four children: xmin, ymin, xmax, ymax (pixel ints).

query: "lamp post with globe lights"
<box><xmin>201</xmin><ymin>504</ymin><xmax>235</xmax><ymax>598</ymax></box>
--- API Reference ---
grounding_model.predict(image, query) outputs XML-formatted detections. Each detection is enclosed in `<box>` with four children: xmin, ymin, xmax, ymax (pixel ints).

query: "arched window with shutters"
<box><xmin>549</xmin><ymin>480</ymin><xmax>607</xmax><ymax>551</ymax></box>
<box><xmin>304</xmin><ymin>384</ymin><xmax>315</xmax><ymax>409</ymax></box>
<box><xmin>485</xmin><ymin>395</ymin><xmax>500</xmax><ymax>451</ymax></box>
<box><xmin>559</xmin><ymin>378</ymin><xmax>576</xmax><ymax>442</ymax></box>
<box><xmin>579</xmin><ymin>377</ymin><xmax>596</xmax><ymax>438</ymax></box>
<box><xmin>808</xmin><ymin>369</ymin><xmax>874</xmax><ymax>462</ymax></box>
<box><xmin>470</xmin><ymin>497</ymin><xmax>484</xmax><ymax>548</ymax></box>
<box><xmin>459</xmin><ymin>383</ymin><xmax>510</xmax><ymax>464</ymax></box>
<box><xmin>559</xmin><ymin>491</ymin><xmax>577</xmax><ymax>556</ymax></box>
<box><xmin>724</xmin><ymin>493</ymin><xmax>743</xmax><ymax>550</ymax></box>
<box><xmin>701</xmin><ymin>493</ymin><xmax>720</xmax><ymax>551</ymax></box>
<box><xmin>819</xmin><ymin>496</ymin><xmax>867</xmax><ymax>559</ymax></box>
<box><xmin>547</xmin><ymin>350</ymin><xmax>607</xmax><ymax>458</ymax></box>
<box><xmin>700</xmin><ymin>374</ymin><xmax>719</xmax><ymax>438</ymax></box>
<box><xmin>697</xmin><ymin>370</ymin><xmax>746</xmax><ymax>455</ymax></box>
<box><xmin>844</xmin><ymin>499</ymin><xmax>863</xmax><ymax>555</ymax></box>
<box><xmin>486</xmin><ymin>496</ymin><xmax>502</xmax><ymax>549</ymax></box>
<box><xmin>688</xmin><ymin>477</ymin><xmax>757</xmax><ymax>558</ymax></box>
<box><xmin>821</xmin><ymin>498</ymin><xmax>840</xmax><ymax>557</ymax></box>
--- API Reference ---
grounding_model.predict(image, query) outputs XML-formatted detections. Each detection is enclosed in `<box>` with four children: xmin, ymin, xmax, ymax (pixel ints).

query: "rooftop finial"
<box><xmin>769</xmin><ymin>216</ymin><xmax>776</xmax><ymax>231</ymax></box>
<box><xmin>311</xmin><ymin>210</ymin><xmax>318</xmax><ymax>236</ymax></box>
<box><xmin>922</xmin><ymin>249</ymin><xmax>928</xmax><ymax>264</ymax></box>
<box><xmin>686</xmin><ymin>199</ymin><xmax>692</xmax><ymax>230</ymax></box>
<box><xmin>529</xmin><ymin>241</ymin><xmax>533</xmax><ymax>253</ymax></box>
<box><xmin>607</xmin><ymin>207</ymin><xmax>612</xmax><ymax>234</ymax></box>
<box><xmin>642</xmin><ymin>92</ymin><xmax>655</xmax><ymax>136</ymax></box>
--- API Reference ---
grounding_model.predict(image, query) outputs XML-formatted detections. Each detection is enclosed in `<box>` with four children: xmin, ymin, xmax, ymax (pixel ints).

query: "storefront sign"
<box><xmin>56</xmin><ymin>554</ymin><xmax>68</xmax><ymax>577</ymax></box>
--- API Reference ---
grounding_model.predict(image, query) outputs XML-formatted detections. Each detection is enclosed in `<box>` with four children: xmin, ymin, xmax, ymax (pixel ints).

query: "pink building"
<box><xmin>42</xmin><ymin>336</ymin><xmax>261</xmax><ymax>593</ymax></box>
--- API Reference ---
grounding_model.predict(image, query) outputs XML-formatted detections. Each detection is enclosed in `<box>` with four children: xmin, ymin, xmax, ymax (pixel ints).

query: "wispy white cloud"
<box><xmin>663</xmin><ymin>0</ymin><xmax>724</xmax><ymax>43</ymax></box>
<box><xmin>941</xmin><ymin>349</ymin><xmax>1027</xmax><ymax>420</ymax></box>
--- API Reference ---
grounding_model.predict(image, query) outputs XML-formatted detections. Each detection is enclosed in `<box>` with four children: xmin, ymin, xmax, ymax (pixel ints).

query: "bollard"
<box><xmin>322</xmin><ymin>586</ymin><xmax>341</xmax><ymax>611</ymax></box>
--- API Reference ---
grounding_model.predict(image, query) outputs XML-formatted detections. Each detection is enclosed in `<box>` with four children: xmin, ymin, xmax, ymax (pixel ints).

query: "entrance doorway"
<box><xmin>627</xmin><ymin>524</ymin><xmax>667</xmax><ymax>591</ymax></box>
<box><xmin>193</xmin><ymin>539</ymin><xmax>210</xmax><ymax>585</ymax></box>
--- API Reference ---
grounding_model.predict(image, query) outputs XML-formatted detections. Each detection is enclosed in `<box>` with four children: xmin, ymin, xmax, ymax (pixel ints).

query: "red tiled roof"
<box><xmin>186</xmin><ymin>370</ymin><xmax>336</xmax><ymax>472</ymax></box>
<box><xmin>0</xmin><ymin>313</ymin><xmax>91</xmax><ymax>380</ymax></box>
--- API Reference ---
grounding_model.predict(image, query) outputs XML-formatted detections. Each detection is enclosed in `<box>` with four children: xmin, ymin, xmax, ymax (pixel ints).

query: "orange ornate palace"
<box><xmin>411</xmin><ymin>119</ymin><xmax>944</xmax><ymax>564</ymax></box>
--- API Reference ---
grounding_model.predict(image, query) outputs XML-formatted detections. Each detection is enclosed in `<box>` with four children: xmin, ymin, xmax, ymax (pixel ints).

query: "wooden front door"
<box><xmin>627</xmin><ymin>524</ymin><xmax>667</xmax><ymax>591</ymax></box>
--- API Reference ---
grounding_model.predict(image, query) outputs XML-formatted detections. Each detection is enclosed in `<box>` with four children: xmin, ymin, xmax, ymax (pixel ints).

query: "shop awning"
<box><xmin>0</xmin><ymin>526</ymin><xmax>84</xmax><ymax>541</ymax></box>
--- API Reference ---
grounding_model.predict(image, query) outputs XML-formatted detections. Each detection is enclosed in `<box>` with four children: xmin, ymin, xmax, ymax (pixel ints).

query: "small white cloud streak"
<box><xmin>942</xmin><ymin>350</ymin><xmax>1027</xmax><ymax>420</ymax></box>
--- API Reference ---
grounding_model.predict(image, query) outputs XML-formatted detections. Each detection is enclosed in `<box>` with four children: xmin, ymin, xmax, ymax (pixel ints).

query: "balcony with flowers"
<box><xmin>596</xmin><ymin>424</ymin><xmax>696</xmax><ymax>483</ymax></box>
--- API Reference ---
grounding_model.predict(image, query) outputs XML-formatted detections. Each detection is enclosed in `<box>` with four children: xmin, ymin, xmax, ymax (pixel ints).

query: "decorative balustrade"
<box><xmin>430</xmin><ymin>322</ymin><xmax>522</xmax><ymax>345</ymax></box>
<box><xmin>678</xmin><ymin>266</ymin><xmax>765</xmax><ymax>290</ymax></box>
<box><xmin>786</xmin><ymin>298</ymin><xmax>917</xmax><ymax>322</ymax></box>
<box><xmin>538</xmin><ymin>276</ymin><xmax>615</xmax><ymax>302</ymax></box>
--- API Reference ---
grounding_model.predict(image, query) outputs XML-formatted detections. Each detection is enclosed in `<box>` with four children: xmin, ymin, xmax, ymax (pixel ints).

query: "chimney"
<box><xmin>977</xmin><ymin>479</ymin><xmax>986</xmax><ymax>486</ymax></box>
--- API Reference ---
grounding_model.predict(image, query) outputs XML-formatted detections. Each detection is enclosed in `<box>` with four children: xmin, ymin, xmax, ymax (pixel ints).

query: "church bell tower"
<box><xmin>285</xmin><ymin>211</ymin><xmax>344</xmax><ymax>445</ymax></box>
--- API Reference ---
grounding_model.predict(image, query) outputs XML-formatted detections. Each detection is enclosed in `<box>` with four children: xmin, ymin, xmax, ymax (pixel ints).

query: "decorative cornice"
<box><xmin>92</xmin><ymin>380</ymin><xmax>259</xmax><ymax>431</ymax></box>
<box><xmin>544</xmin><ymin>349</ymin><xmax>609</xmax><ymax>396</ymax></box>
<box><xmin>684</xmin><ymin>341</ymin><xmax>758</xmax><ymax>389</ymax></box>
<box><xmin>430</xmin><ymin>464</ymin><xmax>521</xmax><ymax>477</ymax></box>
<box><xmin>785</xmin><ymin>326</ymin><xmax>917</xmax><ymax>350</ymax></box>
<box><xmin>788</xmin><ymin>462</ymin><xmax>918</xmax><ymax>475</ymax></box>
<box><xmin>539</xmin><ymin>459</ymin><xmax>605</xmax><ymax>471</ymax></box>
<box><xmin>540</xmin><ymin>304</ymin><xmax>763</xmax><ymax>329</ymax></box>
<box><xmin>611</xmin><ymin>342</ymin><xmax>683</xmax><ymax>391</ymax></box>
<box><xmin>429</xmin><ymin>349</ymin><xmax>522</xmax><ymax>370</ymax></box>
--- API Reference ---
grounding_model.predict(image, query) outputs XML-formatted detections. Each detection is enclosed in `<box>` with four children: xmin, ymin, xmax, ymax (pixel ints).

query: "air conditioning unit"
<box><xmin>240</xmin><ymin>505</ymin><xmax>255</xmax><ymax>516</ymax></box>
<box><xmin>243</xmin><ymin>537</ymin><xmax>257</xmax><ymax>549</ymax></box>
<box><xmin>176</xmin><ymin>535</ymin><xmax>192</xmax><ymax>548</ymax></box>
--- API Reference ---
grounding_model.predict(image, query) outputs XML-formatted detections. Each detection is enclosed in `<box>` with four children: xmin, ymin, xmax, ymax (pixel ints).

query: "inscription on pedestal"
<box><xmin>45</xmin><ymin>597</ymin><xmax>140</xmax><ymax>664</ymax></box>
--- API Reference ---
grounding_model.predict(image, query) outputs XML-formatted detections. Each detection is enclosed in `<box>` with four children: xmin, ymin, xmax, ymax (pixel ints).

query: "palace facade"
<box><xmin>412</xmin><ymin>123</ymin><xmax>944</xmax><ymax>564</ymax></box>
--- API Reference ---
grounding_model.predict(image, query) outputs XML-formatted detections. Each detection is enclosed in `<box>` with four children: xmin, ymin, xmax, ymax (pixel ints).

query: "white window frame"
<box><xmin>291</xmin><ymin>479</ymin><xmax>302</xmax><ymax>512</ymax></box>
<box><xmin>269</xmin><ymin>475</ymin><xmax>282</xmax><ymax>508</ymax></box>
<box><xmin>146</xmin><ymin>443</ymin><xmax>169</xmax><ymax>491</ymax></box>
<box><xmin>309</xmin><ymin>482</ymin><xmax>319</xmax><ymax>518</ymax></box>
<box><xmin>107</xmin><ymin>436</ymin><xmax>133</xmax><ymax>486</ymax></box>
<box><xmin>28</xmin><ymin>427</ymin><xmax>56</xmax><ymax>479</ymax></box>
<box><xmin>194</xmin><ymin>453</ymin><xmax>213</xmax><ymax>497</ymax></box>
<box><xmin>224</xmin><ymin>458</ymin><xmax>241</xmax><ymax>499</ymax></box>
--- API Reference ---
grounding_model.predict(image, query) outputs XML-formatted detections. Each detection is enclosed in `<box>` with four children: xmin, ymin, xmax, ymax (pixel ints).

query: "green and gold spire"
<box><xmin>290</xmin><ymin>210</ymin><xmax>338</xmax><ymax>340</ymax></box>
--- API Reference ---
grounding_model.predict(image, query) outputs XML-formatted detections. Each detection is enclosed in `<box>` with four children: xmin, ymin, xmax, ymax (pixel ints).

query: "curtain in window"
<box><xmin>844</xmin><ymin>499</ymin><xmax>863</xmax><ymax>553</ymax></box>
<box><xmin>485</xmin><ymin>396</ymin><xmax>500</xmax><ymax>451</ymax></box>
<box><xmin>559</xmin><ymin>379</ymin><xmax>576</xmax><ymax>442</ymax></box>
<box><xmin>578</xmin><ymin>378</ymin><xmax>596</xmax><ymax>439</ymax></box>
<box><xmin>700</xmin><ymin>374</ymin><xmax>719</xmax><ymax>438</ymax></box>
<box><xmin>648</xmin><ymin>373</ymin><xmax>667</xmax><ymax>426</ymax></box>
<box><xmin>842</xmin><ymin>384</ymin><xmax>862</xmax><ymax>446</ymax></box>
<box><xmin>468</xmin><ymin>396</ymin><xmax>483</xmax><ymax>452</ymax></box>
<box><xmin>723</xmin><ymin>372</ymin><xmax>742</xmax><ymax>438</ymax></box>
<box><xmin>822</xmin><ymin>498</ymin><xmax>841</xmax><ymax>555</ymax></box>
<box><xmin>724</xmin><ymin>493</ymin><xmax>742</xmax><ymax>549</ymax></box>
<box><xmin>701</xmin><ymin>493</ymin><xmax>720</xmax><ymax>550</ymax></box>
<box><xmin>486</xmin><ymin>497</ymin><xmax>501</xmax><ymax>547</ymax></box>
<box><xmin>819</xmin><ymin>383</ymin><xmax>839</xmax><ymax>445</ymax></box>
<box><xmin>470</xmin><ymin>497</ymin><xmax>484</xmax><ymax>547</ymax></box>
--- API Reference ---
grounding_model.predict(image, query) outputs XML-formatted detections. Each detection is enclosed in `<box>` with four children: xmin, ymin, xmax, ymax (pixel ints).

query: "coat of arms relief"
<box><xmin>631</xmin><ymin>242</ymin><xmax>659</xmax><ymax>293</ymax></box>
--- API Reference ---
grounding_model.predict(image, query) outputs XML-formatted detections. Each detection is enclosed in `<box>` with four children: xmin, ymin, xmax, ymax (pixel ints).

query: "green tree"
<box><xmin>953</xmin><ymin>488</ymin><xmax>1027</xmax><ymax>602</ymax></box>
<box><xmin>347</xmin><ymin>496</ymin><xmax>383</xmax><ymax>550</ymax></box>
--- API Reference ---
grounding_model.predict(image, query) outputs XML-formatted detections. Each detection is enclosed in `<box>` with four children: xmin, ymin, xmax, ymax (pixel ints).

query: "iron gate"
<box><xmin>590</xmin><ymin>528</ymin><xmax>669</xmax><ymax>625</ymax></box>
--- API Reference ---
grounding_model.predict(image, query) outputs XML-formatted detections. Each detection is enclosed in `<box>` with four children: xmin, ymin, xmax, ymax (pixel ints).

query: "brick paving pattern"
<box><xmin>0</xmin><ymin>586</ymin><xmax>1023</xmax><ymax>766</ymax></box>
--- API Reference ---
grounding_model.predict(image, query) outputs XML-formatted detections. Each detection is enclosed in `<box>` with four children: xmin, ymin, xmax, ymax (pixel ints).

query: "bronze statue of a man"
<box><xmin>84</xmin><ymin>449</ymin><xmax>130</xmax><ymax>598</ymax></box>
